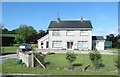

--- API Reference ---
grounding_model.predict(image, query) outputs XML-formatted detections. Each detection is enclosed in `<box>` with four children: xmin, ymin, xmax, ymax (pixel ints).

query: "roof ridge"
<box><xmin>51</xmin><ymin>20</ymin><xmax>90</xmax><ymax>22</ymax></box>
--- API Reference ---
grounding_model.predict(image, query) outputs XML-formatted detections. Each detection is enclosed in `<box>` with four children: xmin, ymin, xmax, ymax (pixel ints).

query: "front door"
<box><xmin>67</xmin><ymin>42</ymin><xmax>73</xmax><ymax>49</ymax></box>
<box><xmin>46</xmin><ymin>41</ymin><xmax>49</xmax><ymax>48</ymax></box>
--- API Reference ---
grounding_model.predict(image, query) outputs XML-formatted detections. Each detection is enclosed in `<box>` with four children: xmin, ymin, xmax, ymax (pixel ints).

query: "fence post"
<box><xmin>2</xmin><ymin>48</ymin><xmax>4</xmax><ymax>54</ymax></box>
<box><xmin>31</xmin><ymin>52</ymin><xmax>34</xmax><ymax>67</ymax></box>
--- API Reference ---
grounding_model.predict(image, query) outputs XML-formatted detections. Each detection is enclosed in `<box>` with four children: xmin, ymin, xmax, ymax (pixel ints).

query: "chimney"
<box><xmin>80</xmin><ymin>16</ymin><xmax>83</xmax><ymax>22</ymax></box>
<box><xmin>57</xmin><ymin>17</ymin><xmax>61</xmax><ymax>23</ymax></box>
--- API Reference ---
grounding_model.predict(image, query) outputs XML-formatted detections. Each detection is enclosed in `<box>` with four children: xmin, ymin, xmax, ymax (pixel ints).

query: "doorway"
<box><xmin>67</xmin><ymin>42</ymin><xmax>73</xmax><ymax>49</ymax></box>
<box><xmin>46</xmin><ymin>41</ymin><xmax>49</xmax><ymax>48</ymax></box>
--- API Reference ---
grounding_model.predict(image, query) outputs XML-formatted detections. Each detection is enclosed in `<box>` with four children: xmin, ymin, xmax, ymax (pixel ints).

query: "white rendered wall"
<box><xmin>49</xmin><ymin>29</ymin><xmax>92</xmax><ymax>50</ymax></box>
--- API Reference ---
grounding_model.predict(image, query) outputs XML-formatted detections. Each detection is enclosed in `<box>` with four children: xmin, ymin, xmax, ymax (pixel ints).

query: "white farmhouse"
<box><xmin>38</xmin><ymin>17</ymin><xmax>105</xmax><ymax>50</ymax></box>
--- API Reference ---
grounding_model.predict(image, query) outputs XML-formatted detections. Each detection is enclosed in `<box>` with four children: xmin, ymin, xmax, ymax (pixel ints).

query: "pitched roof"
<box><xmin>92</xmin><ymin>36</ymin><xmax>105</xmax><ymax>40</ymax></box>
<box><xmin>48</xmin><ymin>20</ymin><xmax>93</xmax><ymax>29</ymax></box>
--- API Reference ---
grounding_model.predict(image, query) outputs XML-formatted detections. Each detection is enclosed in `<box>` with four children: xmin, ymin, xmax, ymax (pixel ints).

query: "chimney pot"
<box><xmin>57</xmin><ymin>17</ymin><xmax>61</xmax><ymax>23</ymax></box>
<box><xmin>81</xmin><ymin>16</ymin><xmax>83</xmax><ymax>22</ymax></box>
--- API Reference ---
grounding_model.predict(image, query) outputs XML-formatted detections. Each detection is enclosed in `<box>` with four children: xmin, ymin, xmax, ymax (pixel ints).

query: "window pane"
<box><xmin>66</xmin><ymin>30</ymin><xmax>74</xmax><ymax>36</ymax></box>
<box><xmin>52</xmin><ymin>30</ymin><xmax>60</xmax><ymax>36</ymax></box>
<box><xmin>52</xmin><ymin>41</ymin><xmax>62</xmax><ymax>48</ymax></box>
<box><xmin>78</xmin><ymin>41</ymin><xmax>88</xmax><ymax>48</ymax></box>
<box><xmin>80</xmin><ymin>31</ymin><xmax>88</xmax><ymax>36</ymax></box>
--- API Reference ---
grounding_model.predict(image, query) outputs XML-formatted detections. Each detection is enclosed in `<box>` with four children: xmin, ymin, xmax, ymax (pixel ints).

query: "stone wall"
<box><xmin>18</xmin><ymin>51</ymin><xmax>34</xmax><ymax>67</ymax></box>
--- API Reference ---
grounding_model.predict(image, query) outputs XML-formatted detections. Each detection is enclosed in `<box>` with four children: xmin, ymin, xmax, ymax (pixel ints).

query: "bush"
<box><xmin>34</xmin><ymin>53</ymin><xmax>46</xmax><ymax>67</ymax></box>
<box><xmin>72</xmin><ymin>63</ymin><xmax>82</xmax><ymax>67</ymax></box>
<box><xmin>89</xmin><ymin>50</ymin><xmax>102</xmax><ymax>71</ymax></box>
<box><xmin>114</xmin><ymin>56</ymin><xmax>120</xmax><ymax>69</ymax></box>
<box><xmin>66</xmin><ymin>51</ymin><xmax>76</xmax><ymax>66</ymax></box>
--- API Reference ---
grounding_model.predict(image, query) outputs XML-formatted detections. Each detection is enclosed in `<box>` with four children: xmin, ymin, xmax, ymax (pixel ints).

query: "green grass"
<box><xmin>106</xmin><ymin>48</ymin><xmax>119</xmax><ymax>51</ymax></box>
<box><xmin>1</xmin><ymin>46</ymin><xmax>19</xmax><ymax>53</ymax></box>
<box><xmin>2</xmin><ymin>54</ymin><xmax>118</xmax><ymax>75</ymax></box>
<box><xmin>1</xmin><ymin>44</ymin><xmax>38</xmax><ymax>53</ymax></box>
<box><xmin>0</xmin><ymin>63</ymin><xmax>2</xmax><ymax>73</ymax></box>
<box><xmin>3</xmin><ymin>34</ymin><xmax>19</xmax><ymax>38</ymax></box>
<box><xmin>45</xmin><ymin>54</ymin><xmax>118</xmax><ymax>71</ymax></box>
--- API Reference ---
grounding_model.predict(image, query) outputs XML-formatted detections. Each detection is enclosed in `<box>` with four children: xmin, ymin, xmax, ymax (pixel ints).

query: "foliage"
<box><xmin>66</xmin><ymin>51</ymin><xmax>76</xmax><ymax>66</ymax></box>
<box><xmin>89</xmin><ymin>50</ymin><xmax>102</xmax><ymax>71</ymax></box>
<box><xmin>1</xmin><ymin>26</ymin><xmax>47</xmax><ymax>44</ymax></box>
<box><xmin>106</xmin><ymin>34</ymin><xmax>120</xmax><ymax>48</ymax></box>
<box><xmin>1</xmin><ymin>25</ymin><xmax>17</xmax><ymax>34</ymax></box>
<box><xmin>15</xmin><ymin>24</ymin><xmax>37</xmax><ymax>43</ymax></box>
<box><xmin>34</xmin><ymin>53</ymin><xmax>46</xmax><ymax>67</ymax></box>
<box><xmin>15</xmin><ymin>36</ymin><xmax>24</xmax><ymax>44</ymax></box>
<box><xmin>27</xmin><ymin>30</ymin><xmax>47</xmax><ymax>43</ymax></box>
<box><xmin>113</xmin><ymin>55</ymin><xmax>120</xmax><ymax>69</ymax></box>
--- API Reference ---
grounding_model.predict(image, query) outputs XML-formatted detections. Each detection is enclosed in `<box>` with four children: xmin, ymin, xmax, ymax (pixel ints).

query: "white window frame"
<box><xmin>80</xmin><ymin>31</ymin><xmax>88</xmax><ymax>36</ymax></box>
<box><xmin>52</xmin><ymin>41</ymin><xmax>62</xmax><ymax>48</ymax></box>
<box><xmin>52</xmin><ymin>30</ymin><xmax>60</xmax><ymax>36</ymax></box>
<box><xmin>77</xmin><ymin>41</ymin><xmax>88</xmax><ymax>48</ymax></box>
<box><xmin>66</xmin><ymin>30</ymin><xmax>74</xmax><ymax>36</ymax></box>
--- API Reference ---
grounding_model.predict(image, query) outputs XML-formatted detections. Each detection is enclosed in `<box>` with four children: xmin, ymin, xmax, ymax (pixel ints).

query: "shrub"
<box><xmin>114</xmin><ymin>56</ymin><xmax>120</xmax><ymax>69</ymax></box>
<box><xmin>89</xmin><ymin>50</ymin><xmax>102</xmax><ymax>71</ymax></box>
<box><xmin>66</xmin><ymin>51</ymin><xmax>76</xmax><ymax>66</ymax></box>
<box><xmin>72</xmin><ymin>63</ymin><xmax>82</xmax><ymax>67</ymax></box>
<box><xmin>34</xmin><ymin>53</ymin><xmax>46</xmax><ymax>67</ymax></box>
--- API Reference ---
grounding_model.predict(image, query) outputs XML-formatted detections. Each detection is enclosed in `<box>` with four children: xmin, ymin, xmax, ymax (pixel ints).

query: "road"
<box><xmin>0</xmin><ymin>54</ymin><xmax>17</xmax><ymax>63</ymax></box>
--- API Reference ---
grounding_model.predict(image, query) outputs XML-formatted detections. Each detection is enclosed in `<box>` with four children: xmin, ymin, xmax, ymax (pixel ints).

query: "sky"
<box><xmin>2</xmin><ymin>2</ymin><xmax>118</xmax><ymax>37</ymax></box>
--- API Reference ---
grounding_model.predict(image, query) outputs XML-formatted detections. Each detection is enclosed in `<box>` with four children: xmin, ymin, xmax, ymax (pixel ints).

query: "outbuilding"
<box><xmin>92</xmin><ymin>36</ymin><xmax>105</xmax><ymax>50</ymax></box>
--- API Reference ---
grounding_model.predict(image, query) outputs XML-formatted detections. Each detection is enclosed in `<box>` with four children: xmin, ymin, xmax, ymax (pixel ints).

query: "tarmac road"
<box><xmin>0</xmin><ymin>54</ymin><xmax>17</xmax><ymax>63</ymax></box>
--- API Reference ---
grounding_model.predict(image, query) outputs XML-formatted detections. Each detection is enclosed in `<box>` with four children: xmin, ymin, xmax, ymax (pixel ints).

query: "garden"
<box><xmin>1</xmin><ymin>50</ymin><xmax>118</xmax><ymax>75</ymax></box>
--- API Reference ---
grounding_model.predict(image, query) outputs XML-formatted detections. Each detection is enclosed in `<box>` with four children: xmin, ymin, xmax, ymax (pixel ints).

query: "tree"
<box><xmin>27</xmin><ymin>30</ymin><xmax>47</xmax><ymax>43</ymax></box>
<box><xmin>15</xmin><ymin>24</ymin><xmax>37</xmax><ymax>43</ymax></box>
<box><xmin>89</xmin><ymin>49</ymin><xmax>102</xmax><ymax>71</ymax></box>
<box><xmin>39</xmin><ymin>30</ymin><xmax>45</xmax><ymax>34</ymax></box>
<box><xmin>66</xmin><ymin>51</ymin><xmax>76</xmax><ymax>66</ymax></box>
<box><xmin>0</xmin><ymin>23</ymin><xmax>4</xmax><ymax>29</ymax></box>
<box><xmin>1</xmin><ymin>28</ymin><xmax>9</xmax><ymax>34</ymax></box>
<box><xmin>106</xmin><ymin>34</ymin><xmax>120</xmax><ymax>48</ymax></box>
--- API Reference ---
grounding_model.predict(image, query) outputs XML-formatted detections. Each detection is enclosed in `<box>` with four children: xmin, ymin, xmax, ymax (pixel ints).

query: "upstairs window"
<box><xmin>80</xmin><ymin>31</ymin><xmax>88</xmax><ymax>36</ymax></box>
<box><xmin>52</xmin><ymin>30</ymin><xmax>60</xmax><ymax>36</ymax></box>
<box><xmin>66</xmin><ymin>30</ymin><xmax>74</xmax><ymax>36</ymax></box>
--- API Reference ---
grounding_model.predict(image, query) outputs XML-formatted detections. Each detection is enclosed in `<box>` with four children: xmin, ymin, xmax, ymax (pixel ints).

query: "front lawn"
<box><xmin>2</xmin><ymin>54</ymin><xmax>118</xmax><ymax>75</ymax></box>
<box><xmin>1</xmin><ymin>46</ymin><xmax>19</xmax><ymax>53</ymax></box>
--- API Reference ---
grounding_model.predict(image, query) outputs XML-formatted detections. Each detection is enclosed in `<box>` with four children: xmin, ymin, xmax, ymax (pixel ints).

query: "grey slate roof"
<box><xmin>92</xmin><ymin>36</ymin><xmax>105</xmax><ymax>40</ymax></box>
<box><xmin>48</xmin><ymin>20</ymin><xmax>93</xmax><ymax>28</ymax></box>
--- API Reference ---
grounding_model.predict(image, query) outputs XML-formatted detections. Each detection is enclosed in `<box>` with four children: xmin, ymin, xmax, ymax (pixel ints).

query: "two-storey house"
<box><xmin>38</xmin><ymin>17</ymin><xmax>104</xmax><ymax>50</ymax></box>
<box><xmin>38</xmin><ymin>17</ymin><xmax>105</xmax><ymax>50</ymax></box>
